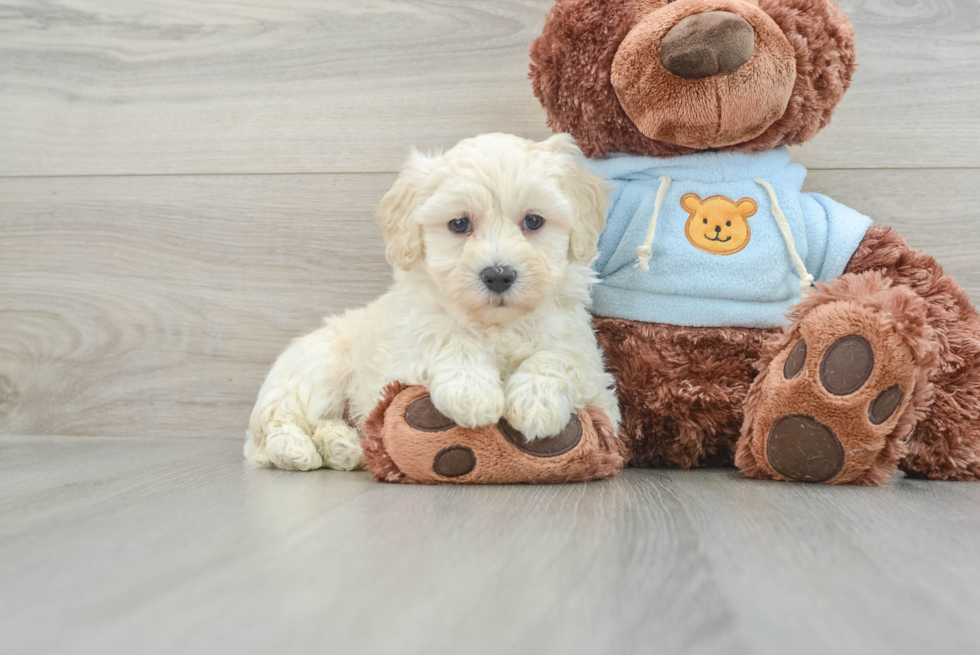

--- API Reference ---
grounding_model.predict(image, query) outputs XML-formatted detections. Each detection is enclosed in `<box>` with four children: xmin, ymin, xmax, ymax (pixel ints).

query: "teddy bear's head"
<box><xmin>530</xmin><ymin>0</ymin><xmax>856</xmax><ymax>158</ymax></box>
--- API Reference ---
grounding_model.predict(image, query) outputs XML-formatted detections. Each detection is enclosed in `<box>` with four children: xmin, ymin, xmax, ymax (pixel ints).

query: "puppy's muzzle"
<box><xmin>481</xmin><ymin>266</ymin><xmax>517</xmax><ymax>294</ymax></box>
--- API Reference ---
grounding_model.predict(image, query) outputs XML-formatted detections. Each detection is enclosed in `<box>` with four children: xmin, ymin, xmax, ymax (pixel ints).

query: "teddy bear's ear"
<box><xmin>540</xmin><ymin>134</ymin><xmax>610</xmax><ymax>263</ymax></box>
<box><xmin>737</xmin><ymin>198</ymin><xmax>758</xmax><ymax>218</ymax></box>
<box><xmin>375</xmin><ymin>149</ymin><xmax>439</xmax><ymax>271</ymax></box>
<box><xmin>750</xmin><ymin>0</ymin><xmax>857</xmax><ymax>148</ymax></box>
<box><xmin>681</xmin><ymin>194</ymin><xmax>703</xmax><ymax>213</ymax></box>
<box><xmin>530</xmin><ymin>0</ymin><xmax>646</xmax><ymax>158</ymax></box>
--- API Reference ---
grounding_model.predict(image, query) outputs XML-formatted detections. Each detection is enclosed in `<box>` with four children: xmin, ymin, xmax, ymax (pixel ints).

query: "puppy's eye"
<box><xmin>523</xmin><ymin>214</ymin><xmax>544</xmax><ymax>231</ymax></box>
<box><xmin>448</xmin><ymin>218</ymin><xmax>471</xmax><ymax>234</ymax></box>
<box><xmin>702</xmin><ymin>218</ymin><xmax>708</xmax><ymax>225</ymax></box>
<box><xmin>726</xmin><ymin>221</ymin><xmax>731</xmax><ymax>227</ymax></box>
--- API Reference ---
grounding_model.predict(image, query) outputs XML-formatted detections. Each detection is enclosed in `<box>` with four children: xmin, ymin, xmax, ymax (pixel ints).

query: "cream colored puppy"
<box><xmin>245</xmin><ymin>133</ymin><xmax>621</xmax><ymax>471</ymax></box>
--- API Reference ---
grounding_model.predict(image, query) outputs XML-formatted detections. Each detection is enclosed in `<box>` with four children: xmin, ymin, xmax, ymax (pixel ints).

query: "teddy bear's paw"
<box><xmin>740</xmin><ymin>297</ymin><xmax>922</xmax><ymax>485</ymax></box>
<box><xmin>363</xmin><ymin>385</ymin><xmax>617</xmax><ymax>484</ymax></box>
<box><xmin>504</xmin><ymin>372</ymin><xmax>575</xmax><ymax>441</ymax></box>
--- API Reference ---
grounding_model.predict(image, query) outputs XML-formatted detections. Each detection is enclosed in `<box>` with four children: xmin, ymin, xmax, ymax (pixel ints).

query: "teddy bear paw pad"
<box><xmin>498</xmin><ymin>416</ymin><xmax>582</xmax><ymax>457</ymax></box>
<box><xmin>819</xmin><ymin>335</ymin><xmax>875</xmax><ymax>395</ymax></box>
<box><xmin>404</xmin><ymin>396</ymin><xmax>456</xmax><ymax>431</ymax></box>
<box><xmin>767</xmin><ymin>415</ymin><xmax>844</xmax><ymax>483</ymax></box>
<box><xmin>432</xmin><ymin>446</ymin><xmax>476</xmax><ymax>478</ymax></box>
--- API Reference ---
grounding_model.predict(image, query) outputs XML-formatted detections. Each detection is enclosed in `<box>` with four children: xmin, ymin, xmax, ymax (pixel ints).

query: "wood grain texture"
<box><xmin>801</xmin><ymin>0</ymin><xmax>980</xmax><ymax>169</ymax></box>
<box><xmin>1</xmin><ymin>437</ymin><xmax>978</xmax><ymax>655</ymax></box>
<box><xmin>3</xmin><ymin>169</ymin><xmax>979</xmax><ymax>439</ymax></box>
<box><xmin>0</xmin><ymin>0</ymin><xmax>551</xmax><ymax>177</ymax></box>
<box><xmin>0</xmin><ymin>173</ymin><xmax>392</xmax><ymax>438</ymax></box>
<box><xmin>668</xmin><ymin>469</ymin><xmax>980</xmax><ymax>654</ymax></box>
<box><xmin>1</xmin><ymin>0</ymin><xmax>978</xmax><ymax>176</ymax></box>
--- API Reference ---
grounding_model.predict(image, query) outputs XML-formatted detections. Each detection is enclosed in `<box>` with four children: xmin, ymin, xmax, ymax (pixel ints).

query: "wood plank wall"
<box><xmin>2</xmin><ymin>0</ymin><xmax>978</xmax><ymax>439</ymax></box>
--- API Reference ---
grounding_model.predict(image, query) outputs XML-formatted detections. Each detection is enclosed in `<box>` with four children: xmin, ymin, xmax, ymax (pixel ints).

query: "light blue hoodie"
<box><xmin>585</xmin><ymin>147</ymin><xmax>872</xmax><ymax>328</ymax></box>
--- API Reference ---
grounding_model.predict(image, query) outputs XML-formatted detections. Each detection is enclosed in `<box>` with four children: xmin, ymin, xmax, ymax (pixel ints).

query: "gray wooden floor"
<box><xmin>3</xmin><ymin>435</ymin><xmax>980</xmax><ymax>655</ymax></box>
<box><xmin>3</xmin><ymin>1</ymin><xmax>980</xmax><ymax>653</ymax></box>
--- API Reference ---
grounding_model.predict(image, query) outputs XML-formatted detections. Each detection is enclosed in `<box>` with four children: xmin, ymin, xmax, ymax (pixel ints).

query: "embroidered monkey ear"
<box><xmin>681</xmin><ymin>194</ymin><xmax>703</xmax><ymax>213</ymax></box>
<box><xmin>736</xmin><ymin>198</ymin><xmax>758</xmax><ymax>218</ymax></box>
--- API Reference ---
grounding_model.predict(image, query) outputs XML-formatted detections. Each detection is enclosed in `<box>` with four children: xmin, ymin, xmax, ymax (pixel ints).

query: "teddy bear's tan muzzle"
<box><xmin>660</xmin><ymin>11</ymin><xmax>755</xmax><ymax>80</ymax></box>
<box><xmin>610</xmin><ymin>0</ymin><xmax>797</xmax><ymax>149</ymax></box>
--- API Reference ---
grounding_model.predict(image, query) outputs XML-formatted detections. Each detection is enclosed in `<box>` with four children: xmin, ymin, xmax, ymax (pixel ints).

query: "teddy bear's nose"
<box><xmin>715</xmin><ymin>225</ymin><xmax>722</xmax><ymax>233</ymax></box>
<box><xmin>660</xmin><ymin>11</ymin><xmax>755</xmax><ymax>80</ymax></box>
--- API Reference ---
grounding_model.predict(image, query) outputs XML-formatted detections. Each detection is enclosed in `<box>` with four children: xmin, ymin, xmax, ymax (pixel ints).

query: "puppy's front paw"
<box><xmin>504</xmin><ymin>372</ymin><xmax>574</xmax><ymax>440</ymax></box>
<box><xmin>429</xmin><ymin>372</ymin><xmax>505</xmax><ymax>428</ymax></box>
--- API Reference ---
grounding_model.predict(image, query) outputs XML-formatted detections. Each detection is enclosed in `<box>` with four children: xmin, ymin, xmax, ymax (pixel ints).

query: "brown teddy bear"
<box><xmin>529</xmin><ymin>0</ymin><xmax>980</xmax><ymax>485</ymax></box>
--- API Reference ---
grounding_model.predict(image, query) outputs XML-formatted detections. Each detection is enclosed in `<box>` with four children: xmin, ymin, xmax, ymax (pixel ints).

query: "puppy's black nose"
<box><xmin>715</xmin><ymin>225</ymin><xmax>722</xmax><ymax>233</ymax></box>
<box><xmin>481</xmin><ymin>266</ymin><xmax>516</xmax><ymax>293</ymax></box>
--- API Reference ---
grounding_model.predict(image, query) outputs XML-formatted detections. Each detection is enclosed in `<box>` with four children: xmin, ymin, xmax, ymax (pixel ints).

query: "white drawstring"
<box><xmin>755</xmin><ymin>178</ymin><xmax>814</xmax><ymax>296</ymax></box>
<box><xmin>635</xmin><ymin>176</ymin><xmax>671</xmax><ymax>271</ymax></box>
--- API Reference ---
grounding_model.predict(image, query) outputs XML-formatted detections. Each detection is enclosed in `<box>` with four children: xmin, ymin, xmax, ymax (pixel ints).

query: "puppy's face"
<box><xmin>377</xmin><ymin>133</ymin><xmax>608</xmax><ymax>324</ymax></box>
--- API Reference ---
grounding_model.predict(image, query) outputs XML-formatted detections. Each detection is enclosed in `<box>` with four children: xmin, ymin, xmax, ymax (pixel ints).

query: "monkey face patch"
<box><xmin>682</xmin><ymin>194</ymin><xmax>757</xmax><ymax>255</ymax></box>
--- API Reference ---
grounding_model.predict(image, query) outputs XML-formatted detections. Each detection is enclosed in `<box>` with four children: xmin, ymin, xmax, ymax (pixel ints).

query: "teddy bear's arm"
<box><xmin>800</xmin><ymin>192</ymin><xmax>873</xmax><ymax>284</ymax></box>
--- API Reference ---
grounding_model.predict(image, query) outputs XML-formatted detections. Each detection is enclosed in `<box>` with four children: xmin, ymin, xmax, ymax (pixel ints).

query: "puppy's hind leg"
<box><xmin>245</xmin><ymin>321</ymin><xmax>362</xmax><ymax>471</ymax></box>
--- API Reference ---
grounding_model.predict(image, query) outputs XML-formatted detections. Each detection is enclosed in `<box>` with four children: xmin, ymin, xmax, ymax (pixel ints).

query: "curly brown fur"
<box><xmin>845</xmin><ymin>227</ymin><xmax>980</xmax><ymax>481</ymax></box>
<box><xmin>529</xmin><ymin>0</ymin><xmax>856</xmax><ymax>157</ymax></box>
<box><xmin>583</xmin><ymin>405</ymin><xmax>632</xmax><ymax>479</ymax></box>
<box><xmin>594</xmin><ymin>317</ymin><xmax>778</xmax><ymax>467</ymax></box>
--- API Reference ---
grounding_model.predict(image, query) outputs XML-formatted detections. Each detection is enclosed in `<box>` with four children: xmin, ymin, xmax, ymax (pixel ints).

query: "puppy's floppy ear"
<box><xmin>376</xmin><ymin>149</ymin><xmax>438</xmax><ymax>270</ymax></box>
<box><xmin>542</xmin><ymin>134</ymin><xmax>609</xmax><ymax>263</ymax></box>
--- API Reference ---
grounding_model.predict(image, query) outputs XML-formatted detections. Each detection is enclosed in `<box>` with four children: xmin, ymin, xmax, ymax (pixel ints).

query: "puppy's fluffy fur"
<box><xmin>245</xmin><ymin>133</ymin><xmax>621</xmax><ymax>471</ymax></box>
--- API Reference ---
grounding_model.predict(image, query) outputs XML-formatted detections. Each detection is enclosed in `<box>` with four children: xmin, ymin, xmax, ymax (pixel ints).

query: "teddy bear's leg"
<box><xmin>593</xmin><ymin>318</ymin><xmax>778</xmax><ymax>468</ymax></box>
<box><xmin>736</xmin><ymin>227</ymin><xmax>980</xmax><ymax>485</ymax></box>
<box><xmin>846</xmin><ymin>227</ymin><xmax>980</xmax><ymax>481</ymax></box>
<box><xmin>360</xmin><ymin>384</ymin><xmax>628</xmax><ymax>484</ymax></box>
<box><xmin>735</xmin><ymin>271</ymin><xmax>931</xmax><ymax>485</ymax></box>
